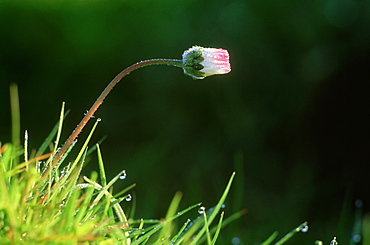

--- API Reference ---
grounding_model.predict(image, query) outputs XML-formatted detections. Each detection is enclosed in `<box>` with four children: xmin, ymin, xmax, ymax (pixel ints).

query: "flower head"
<box><xmin>182</xmin><ymin>46</ymin><xmax>231</xmax><ymax>79</ymax></box>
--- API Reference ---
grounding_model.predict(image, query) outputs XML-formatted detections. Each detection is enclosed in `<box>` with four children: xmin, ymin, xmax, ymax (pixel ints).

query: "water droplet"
<box><xmin>221</xmin><ymin>204</ymin><xmax>226</xmax><ymax>208</ymax></box>
<box><xmin>125</xmin><ymin>194</ymin><xmax>132</xmax><ymax>202</ymax></box>
<box><xmin>301</xmin><ymin>225</ymin><xmax>309</xmax><ymax>232</ymax></box>
<box><xmin>198</xmin><ymin>206</ymin><xmax>206</xmax><ymax>214</ymax></box>
<box><xmin>352</xmin><ymin>234</ymin><xmax>361</xmax><ymax>243</ymax></box>
<box><xmin>119</xmin><ymin>170</ymin><xmax>127</xmax><ymax>180</ymax></box>
<box><xmin>231</xmin><ymin>237</ymin><xmax>241</xmax><ymax>245</ymax></box>
<box><xmin>330</xmin><ymin>237</ymin><xmax>338</xmax><ymax>245</ymax></box>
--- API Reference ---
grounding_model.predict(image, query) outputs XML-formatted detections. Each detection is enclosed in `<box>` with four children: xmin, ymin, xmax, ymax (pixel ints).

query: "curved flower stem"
<box><xmin>49</xmin><ymin>59</ymin><xmax>184</xmax><ymax>171</ymax></box>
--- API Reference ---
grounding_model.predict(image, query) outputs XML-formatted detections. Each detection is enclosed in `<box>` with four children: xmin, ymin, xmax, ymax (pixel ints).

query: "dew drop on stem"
<box><xmin>125</xmin><ymin>194</ymin><xmax>132</xmax><ymax>202</ymax></box>
<box><xmin>301</xmin><ymin>225</ymin><xmax>309</xmax><ymax>232</ymax></box>
<box><xmin>330</xmin><ymin>237</ymin><xmax>338</xmax><ymax>245</ymax></box>
<box><xmin>198</xmin><ymin>206</ymin><xmax>206</xmax><ymax>214</ymax></box>
<box><xmin>119</xmin><ymin>170</ymin><xmax>127</xmax><ymax>179</ymax></box>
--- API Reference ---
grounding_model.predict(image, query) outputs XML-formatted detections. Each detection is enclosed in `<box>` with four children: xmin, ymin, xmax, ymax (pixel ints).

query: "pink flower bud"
<box><xmin>182</xmin><ymin>46</ymin><xmax>231</xmax><ymax>79</ymax></box>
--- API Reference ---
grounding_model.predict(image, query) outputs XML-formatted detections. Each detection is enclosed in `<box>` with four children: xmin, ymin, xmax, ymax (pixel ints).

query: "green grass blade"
<box><xmin>10</xmin><ymin>84</ymin><xmax>20</xmax><ymax>152</ymax></box>
<box><xmin>189</xmin><ymin>172</ymin><xmax>236</xmax><ymax>245</ymax></box>
<box><xmin>211</xmin><ymin>211</ymin><xmax>224</xmax><ymax>245</ymax></box>
<box><xmin>171</xmin><ymin>219</ymin><xmax>191</xmax><ymax>244</ymax></box>
<box><xmin>52</xmin><ymin>102</ymin><xmax>65</xmax><ymax>154</ymax></box>
<box><xmin>95</xmin><ymin>143</ymin><xmax>116</xmax><ymax>220</ymax></box>
<box><xmin>69</xmin><ymin>118</ymin><xmax>101</xmax><ymax>172</ymax></box>
<box><xmin>199</xmin><ymin>209</ymin><xmax>247</xmax><ymax>245</ymax></box>
<box><xmin>37</xmin><ymin>105</ymin><xmax>70</xmax><ymax>156</ymax></box>
<box><xmin>156</xmin><ymin>191</ymin><xmax>183</xmax><ymax>242</ymax></box>
<box><xmin>10</xmin><ymin>84</ymin><xmax>20</xmax><ymax>168</ymax></box>
<box><xmin>74</xmin><ymin>172</ymin><xmax>98</xmax><ymax>223</ymax></box>
<box><xmin>82</xmin><ymin>171</ymin><xmax>130</xmax><ymax>228</ymax></box>
<box><xmin>131</xmin><ymin>223</ymin><xmax>162</xmax><ymax>244</ymax></box>
<box><xmin>261</xmin><ymin>231</ymin><xmax>279</xmax><ymax>245</ymax></box>
<box><xmin>96</xmin><ymin>144</ymin><xmax>107</xmax><ymax>187</ymax></box>
<box><xmin>114</xmin><ymin>183</ymin><xmax>137</xmax><ymax>199</ymax></box>
<box><xmin>131</xmin><ymin>203</ymin><xmax>201</xmax><ymax>245</ymax></box>
<box><xmin>202</xmin><ymin>207</ymin><xmax>212</xmax><ymax>245</ymax></box>
<box><xmin>274</xmin><ymin>221</ymin><xmax>308</xmax><ymax>245</ymax></box>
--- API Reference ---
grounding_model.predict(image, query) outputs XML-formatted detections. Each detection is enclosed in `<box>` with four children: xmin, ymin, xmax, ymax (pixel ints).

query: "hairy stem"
<box><xmin>50</xmin><ymin>58</ymin><xmax>183</xmax><ymax>170</ymax></box>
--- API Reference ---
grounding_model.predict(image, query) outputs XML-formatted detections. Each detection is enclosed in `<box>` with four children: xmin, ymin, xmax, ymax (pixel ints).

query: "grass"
<box><xmin>0</xmin><ymin>83</ymin><xmax>358</xmax><ymax>244</ymax></box>
<box><xmin>0</xmin><ymin>133</ymin><xmax>239</xmax><ymax>244</ymax></box>
<box><xmin>0</xmin><ymin>84</ymin><xmax>244</xmax><ymax>244</ymax></box>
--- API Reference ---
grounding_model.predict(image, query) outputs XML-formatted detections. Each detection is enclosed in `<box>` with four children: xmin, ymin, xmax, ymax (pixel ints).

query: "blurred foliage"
<box><xmin>1</xmin><ymin>0</ymin><xmax>370</xmax><ymax>244</ymax></box>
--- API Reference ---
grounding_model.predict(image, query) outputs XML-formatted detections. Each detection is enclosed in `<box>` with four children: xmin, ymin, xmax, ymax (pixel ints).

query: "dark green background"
<box><xmin>1</xmin><ymin>0</ymin><xmax>370</xmax><ymax>243</ymax></box>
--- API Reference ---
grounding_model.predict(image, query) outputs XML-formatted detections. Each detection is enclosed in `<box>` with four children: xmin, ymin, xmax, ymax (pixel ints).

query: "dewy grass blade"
<box><xmin>198</xmin><ymin>208</ymin><xmax>246</xmax><ymax>245</ymax></box>
<box><xmin>96</xmin><ymin>144</ymin><xmax>107</xmax><ymax>187</ymax></box>
<box><xmin>114</xmin><ymin>183</ymin><xmax>136</xmax><ymax>199</ymax></box>
<box><xmin>274</xmin><ymin>221</ymin><xmax>308</xmax><ymax>245</ymax></box>
<box><xmin>171</xmin><ymin>219</ymin><xmax>191</xmax><ymax>244</ymax></box>
<box><xmin>92</xmin><ymin>170</ymin><xmax>127</xmax><ymax>205</ymax></box>
<box><xmin>53</xmin><ymin>102</ymin><xmax>66</xmax><ymax>155</ymax></box>
<box><xmin>58</xmin><ymin>184</ymin><xmax>81</xmax><ymax>228</ymax></box>
<box><xmin>74</xmin><ymin>172</ymin><xmax>98</xmax><ymax>223</ymax></box>
<box><xmin>69</xmin><ymin>118</ymin><xmax>101</xmax><ymax>173</ymax></box>
<box><xmin>168</xmin><ymin>202</ymin><xmax>202</xmax><ymax>222</ymax></box>
<box><xmin>131</xmin><ymin>203</ymin><xmax>201</xmax><ymax>245</ymax></box>
<box><xmin>83</xmin><ymin>172</ymin><xmax>130</xmax><ymax>228</ymax></box>
<box><xmin>211</xmin><ymin>211</ymin><xmax>225</xmax><ymax>245</ymax></box>
<box><xmin>55</xmin><ymin>139</ymin><xmax>76</xmax><ymax>168</ymax></box>
<box><xmin>131</xmin><ymin>223</ymin><xmax>162</xmax><ymax>245</ymax></box>
<box><xmin>202</xmin><ymin>208</ymin><xmax>212</xmax><ymax>245</ymax></box>
<box><xmin>189</xmin><ymin>172</ymin><xmax>236</xmax><ymax>245</ymax></box>
<box><xmin>95</xmin><ymin>144</ymin><xmax>115</xmax><ymax>219</ymax></box>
